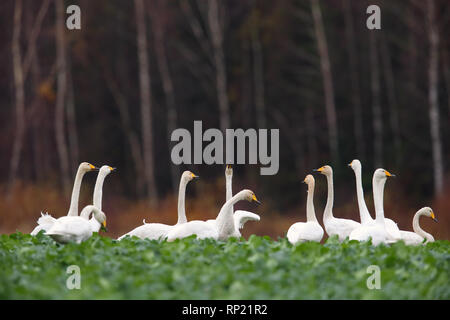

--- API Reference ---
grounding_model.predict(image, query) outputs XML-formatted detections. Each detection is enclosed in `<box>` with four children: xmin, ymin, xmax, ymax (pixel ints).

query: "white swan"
<box><xmin>287</xmin><ymin>174</ymin><xmax>324</xmax><ymax>244</ymax></box>
<box><xmin>89</xmin><ymin>165</ymin><xmax>115</xmax><ymax>230</ymax></box>
<box><xmin>349</xmin><ymin>169</ymin><xmax>395</xmax><ymax>245</ymax></box>
<box><xmin>348</xmin><ymin>159</ymin><xmax>401</xmax><ymax>241</ymax></box>
<box><xmin>399</xmin><ymin>207</ymin><xmax>437</xmax><ymax>245</ymax></box>
<box><xmin>166</xmin><ymin>189</ymin><xmax>261</xmax><ymax>241</ymax></box>
<box><xmin>30</xmin><ymin>162</ymin><xmax>98</xmax><ymax>235</ymax></box>
<box><xmin>314</xmin><ymin>165</ymin><xmax>360</xmax><ymax>241</ymax></box>
<box><xmin>206</xmin><ymin>165</ymin><xmax>260</xmax><ymax>238</ymax></box>
<box><xmin>45</xmin><ymin>205</ymin><xmax>107</xmax><ymax>244</ymax></box>
<box><xmin>117</xmin><ymin>171</ymin><xmax>199</xmax><ymax>240</ymax></box>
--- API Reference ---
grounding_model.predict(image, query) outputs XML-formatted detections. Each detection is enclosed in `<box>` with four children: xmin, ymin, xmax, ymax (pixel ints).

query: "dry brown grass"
<box><xmin>0</xmin><ymin>180</ymin><xmax>448</xmax><ymax>240</ymax></box>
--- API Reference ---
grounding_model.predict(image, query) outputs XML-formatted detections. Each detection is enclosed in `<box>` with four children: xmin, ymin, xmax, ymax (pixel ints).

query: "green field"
<box><xmin>0</xmin><ymin>232</ymin><xmax>449</xmax><ymax>299</ymax></box>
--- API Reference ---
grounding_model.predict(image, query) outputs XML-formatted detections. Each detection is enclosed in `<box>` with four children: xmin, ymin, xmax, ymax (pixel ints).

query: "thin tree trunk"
<box><xmin>241</xmin><ymin>39</ymin><xmax>252</xmax><ymax>128</ymax></box>
<box><xmin>426</xmin><ymin>1</ymin><xmax>444</xmax><ymax>195</ymax></box>
<box><xmin>305</xmin><ymin>104</ymin><xmax>318</xmax><ymax>168</ymax></box>
<box><xmin>369</xmin><ymin>31</ymin><xmax>383</xmax><ymax>168</ymax></box>
<box><xmin>8</xmin><ymin>0</ymin><xmax>25</xmax><ymax>195</ymax></box>
<box><xmin>207</xmin><ymin>0</ymin><xmax>230</xmax><ymax>132</ymax></box>
<box><xmin>150</xmin><ymin>0</ymin><xmax>179</xmax><ymax>193</ymax></box>
<box><xmin>55</xmin><ymin>0</ymin><xmax>71</xmax><ymax>195</ymax></box>
<box><xmin>134</xmin><ymin>0</ymin><xmax>158</xmax><ymax>205</ymax></box>
<box><xmin>343</xmin><ymin>0</ymin><xmax>364</xmax><ymax>160</ymax></box>
<box><xmin>66</xmin><ymin>56</ymin><xmax>79</xmax><ymax>173</ymax></box>
<box><xmin>251</xmin><ymin>9</ymin><xmax>266</xmax><ymax>129</ymax></box>
<box><xmin>380</xmin><ymin>32</ymin><xmax>401</xmax><ymax>165</ymax></box>
<box><xmin>310</xmin><ymin>0</ymin><xmax>338</xmax><ymax>164</ymax></box>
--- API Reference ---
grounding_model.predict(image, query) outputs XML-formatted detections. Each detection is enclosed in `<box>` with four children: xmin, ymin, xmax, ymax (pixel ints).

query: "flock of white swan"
<box><xmin>28</xmin><ymin>160</ymin><xmax>438</xmax><ymax>246</ymax></box>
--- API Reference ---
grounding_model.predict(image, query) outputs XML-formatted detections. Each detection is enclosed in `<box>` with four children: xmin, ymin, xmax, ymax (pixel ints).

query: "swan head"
<box><xmin>81</xmin><ymin>205</ymin><xmax>107</xmax><ymax>231</ymax></box>
<box><xmin>303</xmin><ymin>174</ymin><xmax>315</xmax><ymax>186</ymax></box>
<box><xmin>419</xmin><ymin>207</ymin><xmax>438</xmax><ymax>223</ymax></box>
<box><xmin>80</xmin><ymin>162</ymin><xmax>99</xmax><ymax>173</ymax></box>
<box><xmin>374</xmin><ymin>168</ymin><xmax>395</xmax><ymax>182</ymax></box>
<box><xmin>239</xmin><ymin>189</ymin><xmax>261</xmax><ymax>205</ymax></box>
<box><xmin>348</xmin><ymin>159</ymin><xmax>361</xmax><ymax>170</ymax></box>
<box><xmin>182</xmin><ymin>170</ymin><xmax>199</xmax><ymax>182</ymax></box>
<box><xmin>99</xmin><ymin>165</ymin><xmax>116</xmax><ymax>176</ymax></box>
<box><xmin>313</xmin><ymin>165</ymin><xmax>332</xmax><ymax>176</ymax></box>
<box><xmin>225</xmin><ymin>164</ymin><xmax>233</xmax><ymax>177</ymax></box>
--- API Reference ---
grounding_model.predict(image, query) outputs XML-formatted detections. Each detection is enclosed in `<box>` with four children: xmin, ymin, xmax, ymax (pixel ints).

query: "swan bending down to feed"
<box><xmin>117</xmin><ymin>171</ymin><xmax>199</xmax><ymax>240</ymax></box>
<box><xmin>314</xmin><ymin>165</ymin><xmax>360</xmax><ymax>241</ymax></box>
<box><xmin>166</xmin><ymin>189</ymin><xmax>261</xmax><ymax>242</ymax></box>
<box><xmin>45</xmin><ymin>205</ymin><xmax>107</xmax><ymax>244</ymax></box>
<box><xmin>206</xmin><ymin>165</ymin><xmax>260</xmax><ymax>238</ymax></box>
<box><xmin>399</xmin><ymin>207</ymin><xmax>437</xmax><ymax>245</ymax></box>
<box><xmin>348</xmin><ymin>159</ymin><xmax>401</xmax><ymax>241</ymax></box>
<box><xmin>287</xmin><ymin>174</ymin><xmax>324</xmax><ymax>244</ymax></box>
<box><xmin>31</xmin><ymin>162</ymin><xmax>98</xmax><ymax>236</ymax></box>
<box><xmin>349</xmin><ymin>169</ymin><xmax>395</xmax><ymax>246</ymax></box>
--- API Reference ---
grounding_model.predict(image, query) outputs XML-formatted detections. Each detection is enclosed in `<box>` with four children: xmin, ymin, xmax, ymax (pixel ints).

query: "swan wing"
<box><xmin>31</xmin><ymin>212</ymin><xmax>57</xmax><ymax>236</ymax></box>
<box><xmin>45</xmin><ymin>217</ymin><xmax>92</xmax><ymax>243</ymax></box>
<box><xmin>325</xmin><ymin>218</ymin><xmax>360</xmax><ymax>241</ymax></box>
<box><xmin>233</xmin><ymin>210</ymin><xmax>260</xmax><ymax>230</ymax></box>
<box><xmin>118</xmin><ymin>223</ymin><xmax>172</xmax><ymax>241</ymax></box>
<box><xmin>287</xmin><ymin>222</ymin><xmax>323</xmax><ymax>244</ymax></box>
<box><xmin>384</xmin><ymin>218</ymin><xmax>401</xmax><ymax>241</ymax></box>
<box><xmin>166</xmin><ymin>220</ymin><xmax>218</xmax><ymax>241</ymax></box>
<box><xmin>399</xmin><ymin>230</ymin><xmax>424</xmax><ymax>246</ymax></box>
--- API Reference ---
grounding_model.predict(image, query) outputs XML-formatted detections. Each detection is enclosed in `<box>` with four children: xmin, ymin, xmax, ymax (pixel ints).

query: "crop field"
<box><xmin>0</xmin><ymin>232</ymin><xmax>449</xmax><ymax>300</ymax></box>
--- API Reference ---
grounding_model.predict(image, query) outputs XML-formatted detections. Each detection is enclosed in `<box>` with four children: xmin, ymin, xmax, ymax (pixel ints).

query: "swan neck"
<box><xmin>216</xmin><ymin>192</ymin><xmax>242</xmax><ymax>238</ymax></box>
<box><xmin>373</xmin><ymin>177</ymin><xmax>386</xmax><ymax>225</ymax></box>
<box><xmin>225</xmin><ymin>173</ymin><xmax>233</xmax><ymax>215</ymax></box>
<box><xmin>67</xmin><ymin>167</ymin><xmax>85</xmax><ymax>216</ymax></box>
<box><xmin>177</xmin><ymin>177</ymin><xmax>187</xmax><ymax>224</ymax></box>
<box><xmin>354</xmin><ymin>167</ymin><xmax>373</xmax><ymax>224</ymax></box>
<box><xmin>323</xmin><ymin>173</ymin><xmax>334</xmax><ymax>220</ymax></box>
<box><xmin>413</xmin><ymin>211</ymin><xmax>433</xmax><ymax>241</ymax></box>
<box><xmin>306</xmin><ymin>181</ymin><xmax>317</xmax><ymax>222</ymax></box>
<box><xmin>93</xmin><ymin>170</ymin><xmax>108</xmax><ymax>211</ymax></box>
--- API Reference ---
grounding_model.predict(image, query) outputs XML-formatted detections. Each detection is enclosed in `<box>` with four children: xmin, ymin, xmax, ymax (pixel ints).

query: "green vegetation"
<box><xmin>0</xmin><ymin>232</ymin><xmax>449</xmax><ymax>299</ymax></box>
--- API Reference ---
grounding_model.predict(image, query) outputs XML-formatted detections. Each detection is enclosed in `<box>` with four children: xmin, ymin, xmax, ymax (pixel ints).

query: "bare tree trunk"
<box><xmin>134</xmin><ymin>0</ymin><xmax>158</xmax><ymax>205</ymax></box>
<box><xmin>305</xmin><ymin>104</ymin><xmax>318</xmax><ymax>168</ymax></box>
<box><xmin>369</xmin><ymin>31</ymin><xmax>383</xmax><ymax>168</ymax></box>
<box><xmin>310</xmin><ymin>0</ymin><xmax>338</xmax><ymax>164</ymax></box>
<box><xmin>251</xmin><ymin>9</ymin><xmax>266</xmax><ymax>129</ymax></box>
<box><xmin>207</xmin><ymin>0</ymin><xmax>230</xmax><ymax>132</ymax></box>
<box><xmin>241</xmin><ymin>39</ymin><xmax>252</xmax><ymax>128</ymax></box>
<box><xmin>380</xmin><ymin>32</ymin><xmax>402</xmax><ymax>165</ymax></box>
<box><xmin>55</xmin><ymin>0</ymin><xmax>71</xmax><ymax>195</ymax></box>
<box><xmin>66</xmin><ymin>56</ymin><xmax>79</xmax><ymax>173</ymax></box>
<box><xmin>443</xmin><ymin>52</ymin><xmax>450</xmax><ymax>121</ymax></box>
<box><xmin>343</xmin><ymin>0</ymin><xmax>364</xmax><ymax>160</ymax></box>
<box><xmin>8</xmin><ymin>0</ymin><xmax>25</xmax><ymax>195</ymax></box>
<box><xmin>150</xmin><ymin>0</ymin><xmax>179</xmax><ymax>193</ymax></box>
<box><xmin>426</xmin><ymin>1</ymin><xmax>444</xmax><ymax>195</ymax></box>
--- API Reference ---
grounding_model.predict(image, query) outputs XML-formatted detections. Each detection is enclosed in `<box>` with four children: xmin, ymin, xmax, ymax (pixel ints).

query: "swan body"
<box><xmin>31</xmin><ymin>162</ymin><xmax>98</xmax><ymax>235</ymax></box>
<box><xmin>350</xmin><ymin>169</ymin><xmax>395</xmax><ymax>245</ymax></box>
<box><xmin>45</xmin><ymin>205</ymin><xmax>107</xmax><ymax>244</ymax></box>
<box><xmin>166</xmin><ymin>189</ymin><xmax>260</xmax><ymax>241</ymax></box>
<box><xmin>399</xmin><ymin>207</ymin><xmax>436</xmax><ymax>245</ymax></box>
<box><xmin>348</xmin><ymin>159</ymin><xmax>401</xmax><ymax>242</ymax></box>
<box><xmin>314</xmin><ymin>165</ymin><xmax>360</xmax><ymax>241</ymax></box>
<box><xmin>117</xmin><ymin>171</ymin><xmax>198</xmax><ymax>240</ymax></box>
<box><xmin>287</xmin><ymin>175</ymin><xmax>324</xmax><ymax>244</ymax></box>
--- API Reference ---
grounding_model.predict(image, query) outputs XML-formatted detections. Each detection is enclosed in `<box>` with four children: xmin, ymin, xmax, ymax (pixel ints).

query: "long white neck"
<box><xmin>323</xmin><ymin>173</ymin><xmax>334</xmax><ymax>221</ymax></box>
<box><xmin>306</xmin><ymin>181</ymin><xmax>317</xmax><ymax>223</ymax></box>
<box><xmin>216</xmin><ymin>192</ymin><xmax>245</xmax><ymax>239</ymax></box>
<box><xmin>177</xmin><ymin>177</ymin><xmax>188</xmax><ymax>224</ymax></box>
<box><xmin>67</xmin><ymin>166</ymin><xmax>86</xmax><ymax>216</ymax></box>
<box><xmin>412</xmin><ymin>211</ymin><xmax>434</xmax><ymax>242</ymax></box>
<box><xmin>372</xmin><ymin>177</ymin><xmax>386</xmax><ymax>226</ymax></box>
<box><xmin>353</xmin><ymin>167</ymin><xmax>374</xmax><ymax>224</ymax></box>
<box><xmin>93</xmin><ymin>170</ymin><xmax>109</xmax><ymax>211</ymax></box>
<box><xmin>225</xmin><ymin>172</ymin><xmax>233</xmax><ymax>214</ymax></box>
<box><xmin>80</xmin><ymin>205</ymin><xmax>102</xmax><ymax>232</ymax></box>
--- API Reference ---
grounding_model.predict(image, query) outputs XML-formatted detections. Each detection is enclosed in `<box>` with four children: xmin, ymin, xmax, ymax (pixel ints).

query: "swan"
<box><xmin>117</xmin><ymin>171</ymin><xmax>199</xmax><ymax>240</ymax></box>
<box><xmin>287</xmin><ymin>174</ymin><xmax>324</xmax><ymax>244</ymax></box>
<box><xmin>88</xmin><ymin>165</ymin><xmax>115</xmax><ymax>230</ymax></box>
<box><xmin>206</xmin><ymin>165</ymin><xmax>260</xmax><ymax>238</ymax></box>
<box><xmin>30</xmin><ymin>162</ymin><xmax>98</xmax><ymax>235</ymax></box>
<box><xmin>348</xmin><ymin>159</ymin><xmax>401</xmax><ymax>241</ymax></box>
<box><xmin>166</xmin><ymin>189</ymin><xmax>261</xmax><ymax>241</ymax></box>
<box><xmin>349</xmin><ymin>169</ymin><xmax>395</xmax><ymax>245</ymax></box>
<box><xmin>45</xmin><ymin>205</ymin><xmax>107</xmax><ymax>244</ymax></box>
<box><xmin>314</xmin><ymin>165</ymin><xmax>360</xmax><ymax>241</ymax></box>
<box><xmin>399</xmin><ymin>207</ymin><xmax>437</xmax><ymax>245</ymax></box>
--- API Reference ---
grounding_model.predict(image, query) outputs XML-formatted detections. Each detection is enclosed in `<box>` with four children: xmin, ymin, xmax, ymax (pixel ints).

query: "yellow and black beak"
<box><xmin>313</xmin><ymin>167</ymin><xmax>324</xmax><ymax>173</ymax></box>
<box><xmin>109</xmin><ymin>166</ymin><xmax>117</xmax><ymax>172</ymax></box>
<box><xmin>191</xmin><ymin>173</ymin><xmax>200</xmax><ymax>180</ymax></box>
<box><xmin>252</xmin><ymin>194</ymin><xmax>261</xmax><ymax>205</ymax></box>
<box><xmin>100</xmin><ymin>220</ymin><xmax>108</xmax><ymax>232</ymax></box>
<box><xmin>226</xmin><ymin>164</ymin><xmax>232</xmax><ymax>169</ymax></box>
<box><xmin>347</xmin><ymin>162</ymin><xmax>352</xmax><ymax>167</ymax></box>
<box><xmin>431</xmin><ymin>211</ymin><xmax>438</xmax><ymax>223</ymax></box>
<box><xmin>89</xmin><ymin>164</ymin><xmax>99</xmax><ymax>171</ymax></box>
<box><xmin>384</xmin><ymin>170</ymin><xmax>396</xmax><ymax>177</ymax></box>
